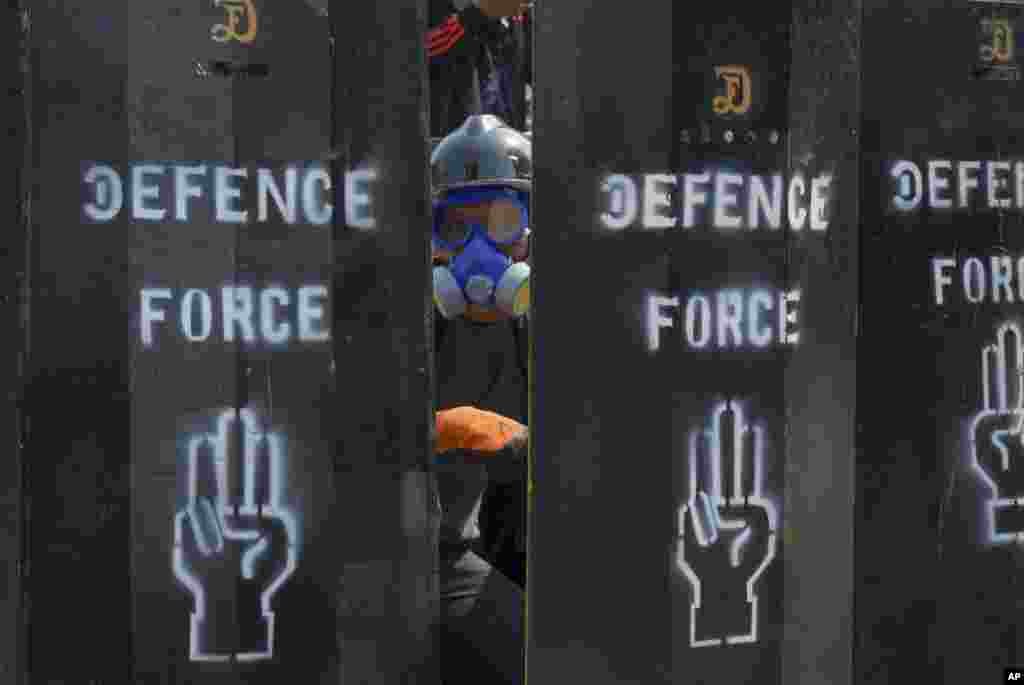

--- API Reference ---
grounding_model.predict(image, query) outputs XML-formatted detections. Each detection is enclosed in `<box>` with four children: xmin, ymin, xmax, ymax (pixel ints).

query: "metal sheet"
<box><xmin>1</xmin><ymin>2</ymin><xmax>27</xmax><ymax>682</ymax></box>
<box><xmin>782</xmin><ymin>3</ymin><xmax>859</xmax><ymax>685</ymax></box>
<box><xmin>528</xmin><ymin>0</ymin><xmax>679</xmax><ymax>682</ymax></box>
<box><xmin>26</xmin><ymin>1</ymin><xmax>348</xmax><ymax>681</ymax></box>
<box><xmin>128</xmin><ymin>1</ymin><xmax>338</xmax><ymax>681</ymax></box>
<box><xmin>530</xmin><ymin>2</ymin><xmax>857</xmax><ymax>683</ymax></box>
<box><xmin>666</xmin><ymin>9</ymin><xmax>793</xmax><ymax>684</ymax></box>
<box><xmin>329</xmin><ymin>0</ymin><xmax>439</xmax><ymax>683</ymax></box>
<box><xmin>26</xmin><ymin>1</ymin><xmax>136</xmax><ymax>681</ymax></box>
<box><xmin>857</xmin><ymin>1</ymin><xmax>1024</xmax><ymax>682</ymax></box>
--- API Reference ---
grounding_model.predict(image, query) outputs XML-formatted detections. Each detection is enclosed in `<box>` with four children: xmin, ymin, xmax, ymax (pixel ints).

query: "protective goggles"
<box><xmin>432</xmin><ymin>187</ymin><xmax>530</xmax><ymax>251</ymax></box>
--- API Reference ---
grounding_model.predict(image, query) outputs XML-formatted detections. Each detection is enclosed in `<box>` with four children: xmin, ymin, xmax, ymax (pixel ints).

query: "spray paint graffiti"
<box><xmin>712</xmin><ymin>65</ymin><xmax>753</xmax><ymax>116</ymax></box>
<box><xmin>211</xmin><ymin>0</ymin><xmax>258</xmax><ymax>44</ymax></box>
<box><xmin>645</xmin><ymin>289</ymin><xmax>801</xmax><ymax>352</ymax></box>
<box><xmin>172</xmin><ymin>408</ymin><xmax>299</xmax><ymax>661</ymax></box>
<box><xmin>931</xmin><ymin>255</ymin><xmax>1024</xmax><ymax>306</ymax></box>
<box><xmin>80</xmin><ymin>162</ymin><xmax>379</xmax><ymax>230</ymax></box>
<box><xmin>969</xmin><ymin>322</ymin><xmax>1024</xmax><ymax>545</ymax></box>
<box><xmin>888</xmin><ymin>159</ymin><xmax>1024</xmax><ymax>213</ymax></box>
<box><xmin>598</xmin><ymin>171</ymin><xmax>832</xmax><ymax>232</ymax></box>
<box><xmin>140</xmin><ymin>285</ymin><xmax>330</xmax><ymax>347</ymax></box>
<box><xmin>676</xmin><ymin>400</ymin><xmax>779</xmax><ymax>647</ymax></box>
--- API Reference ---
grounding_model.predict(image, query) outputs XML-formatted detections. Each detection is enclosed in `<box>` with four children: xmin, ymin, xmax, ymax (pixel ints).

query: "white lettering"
<box><xmin>927</xmin><ymin>160</ymin><xmax>952</xmax><ymax>209</ymax></box>
<box><xmin>345</xmin><ymin>167</ymin><xmax>377</xmax><ymax>230</ymax></box>
<box><xmin>258</xmin><ymin>168</ymin><xmax>297</xmax><ymax>224</ymax></box>
<box><xmin>958</xmin><ymin>161</ymin><xmax>981</xmax><ymax>209</ymax></box>
<box><xmin>782</xmin><ymin>290</ymin><xmax>800</xmax><ymax>344</ymax></box>
<box><xmin>809</xmin><ymin>175</ymin><xmax>831</xmax><ymax>231</ymax></box>
<box><xmin>643</xmin><ymin>174</ymin><xmax>677</xmax><ymax>229</ymax></box>
<box><xmin>787</xmin><ymin>174</ymin><xmax>807</xmax><ymax>230</ymax></box>
<box><xmin>175</xmin><ymin>166</ymin><xmax>207</xmax><ymax>221</ymax></box>
<box><xmin>83</xmin><ymin>164</ymin><xmax>124</xmax><ymax>222</ymax></box>
<box><xmin>83</xmin><ymin>162</ymin><xmax>351</xmax><ymax>225</ymax></box>
<box><xmin>646</xmin><ymin>293</ymin><xmax>678</xmax><ymax>352</ymax></box>
<box><xmin>685</xmin><ymin>295</ymin><xmax>712</xmax><ymax>348</ymax></box>
<box><xmin>141</xmin><ymin>289</ymin><xmax>172</xmax><ymax>347</ymax></box>
<box><xmin>260</xmin><ymin>288</ymin><xmax>291</xmax><ymax>344</ymax></box>
<box><xmin>717</xmin><ymin>290</ymin><xmax>744</xmax><ymax>347</ymax></box>
<box><xmin>682</xmin><ymin>173</ymin><xmax>711</xmax><ymax>229</ymax></box>
<box><xmin>749</xmin><ymin>290</ymin><xmax>774</xmax><ymax>347</ymax></box>
<box><xmin>930</xmin><ymin>254</ymin><xmax>1024</xmax><ymax>306</ymax></box>
<box><xmin>1018</xmin><ymin>257</ymin><xmax>1024</xmax><ymax>302</ymax></box>
<box><xmin>139</xmin><ymin>286</ymin><xmax>331</xmax><ymax>346</ymax></box>
<box><xmin>298</xmin><ymin>286</ymin><xmax>329</xmax><ymax>342</ymax></box>
<box><xmin>222</xmin><ymin>286</ymin><xmax>256</xmax><ymax>342</ymax></box>
<box><xmin>992</xmin><ymin>256</ymin><xmax>1014</xmax><ymax>303</ymax></box>
<box><xmin>180</xmin><ymin>289</ymin><xmax>213</xmax><ymax>342</ymax></box>
<box><xmin>885</xmin><ymin>159</ymin><xmax>1024</xmax><ymax>214</ymax></box>
<box><xmin>659</xmin><ymin>289</ymin><xmax>801</xmax><ymax>349</ymax></box>
<box><xmin>303</xmin><ymin>167</ymin><xmax>333</xmax><ymax>226</ymax></box>
<box><xmin>890</xmin><ymin>161</ymin><xmax>923</xmax><ymax>211</ymax></box>
<box><xmin>988</xmin><ymin>161</ymin><xmax>1012</xmax><ymax>209</ymax></box>
<box><xmin>215</xmin><ymin>167</ymin><xmax>248</xmax><ymax>223</ymax></box>
<box><xmin>748</xmin><ymin>174</ymin><xmax>782</xmax><ymax>230</ymax></box>
<box><xmin>714</xmin><ymin>173</ymin><xmax>743</xmax><ymax>230</ymax></box>
<box><xmin>932</xmin><ymin>257</ymin><xmax>956</xmax><ymax>306</ymax></box>
<box><xmin>1017</xmin><ymin>162</ymin><xmax>1024</xmax><ymax>210</ymax></box>
<box><xmin>601</xmin><ymin>175</ymin><xmax>639</xmax><ymax>230</ymax></box>
<box><xmin>133</xmin><ymin>165</ymin><xmax>167</xmax><ymax>221</ymax></box>
<box><xmin>964</xmin><ymin>257</ymin><xmax>987</xmax><ymax>303</ymax></box>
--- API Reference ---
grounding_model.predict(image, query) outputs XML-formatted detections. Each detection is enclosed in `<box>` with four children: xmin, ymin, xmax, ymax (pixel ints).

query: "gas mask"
<box><xmin>432</xmin><ymin>187</ymin><xmax>531</xmax><ymax>321</ymax></box>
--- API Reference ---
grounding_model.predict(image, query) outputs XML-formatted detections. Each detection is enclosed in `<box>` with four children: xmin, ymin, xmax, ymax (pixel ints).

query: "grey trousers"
<box><xmin>441</xmin><ymin>544</ymin><xmax>524</xmax><ymax>685</ymax></box>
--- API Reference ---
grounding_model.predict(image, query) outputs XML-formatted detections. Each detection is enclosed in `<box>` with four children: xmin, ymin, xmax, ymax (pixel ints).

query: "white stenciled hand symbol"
<box><xmin>676</xmin><ymin>401</ymin><xmax>778</xmax><ymax>648</ymax></box>
<box><xmin>172</xmin><ymin>409</ymin><xmax>299</xmax><ymax>662</ymax></box>
<box><xmin>971</xmin><ymin>323</ymin><xmax>1024</xmax><ymax>545</ymax></box>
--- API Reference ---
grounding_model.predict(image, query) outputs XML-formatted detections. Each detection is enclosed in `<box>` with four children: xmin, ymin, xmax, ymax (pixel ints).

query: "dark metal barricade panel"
<box><xmin>668</xmin><ymin>8</ymin><xmax>794</xmax><ymax>683</ymax></box>
<box><xmin>2</xmin><ymin>2</ymin><xmax>27</xmax><ymax>682</ymax></box>
<box><xmin>25</xmin><ymin>1</ymin><xmax>436</xmax><ymax>683</ymax></box>
<box><xmin>26</xmin><ymin>2</ymin><xmax>136</xmax><ymax>681</ymax></box>
<box><xmin>530</xmin><ymin>2</ymin><xmax>857</xmax><ymax>684</ymax></box>
<box><xmin>125</xmin><ymin>2</ymin><xmax>339</xmax><ymax>682</ymax></box>
<box><xmin>783</xmin><ymin>3</ymin><xmax>860</xmax><ymax>685</ymax></box>
<box><xmin>329</xmin><ymin>1</ymin><xmax>439</xmax><ymax>683</ymax></box>
<box><xmin>528</xmin><ymin>0</ymin><xmax>675</xmax><ymax>680</ymax></box>
<box><xmin>857</xmin><ymin>1</ymin><xmax>1024</xmax><ymax>682</ymax></box>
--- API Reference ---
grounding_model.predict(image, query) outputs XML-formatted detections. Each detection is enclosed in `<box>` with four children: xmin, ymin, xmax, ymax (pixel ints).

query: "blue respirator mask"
<box><xmin>432</xmin><ymin>187</ymin><xmax>531</xmax><ymax>320</ymax></box>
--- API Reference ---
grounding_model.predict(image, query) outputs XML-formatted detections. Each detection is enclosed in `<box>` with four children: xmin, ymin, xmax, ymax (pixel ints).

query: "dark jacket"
<box><xmin>434</xmin><ymin>313</ymin><xmax>529</xmax><ymax>586</ymax></box>
<box><xmin>427</xmin><ymin>0</ymin><xmax>531</xmax><ymax>136</ymax></box>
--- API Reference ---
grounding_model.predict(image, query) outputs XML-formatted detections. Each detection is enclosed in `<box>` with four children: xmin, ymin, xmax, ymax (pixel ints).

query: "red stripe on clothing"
<box><xmin>428</xmin><ymin>24</ymin><xmax>465</xmax><ymax>57</ymax></box>
<box><xmin>427</xmin><ymin>25</ymin><xmax>458</xmax><ymax>46</ymax></box>
<box><xmin>426</xmin><ymin>15</ymin><xmax>461</xmax><ymax>46</ymax></box>
<box><xmin>428</xmin><ymin>29</ymin><xmax>460</xmax><ymax>50</ymax></box>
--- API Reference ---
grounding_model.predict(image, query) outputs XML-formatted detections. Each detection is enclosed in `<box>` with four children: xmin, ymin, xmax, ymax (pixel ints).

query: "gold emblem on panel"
<box><xmin>712</xmin><ymin>65</ymin><xmax>752</xmax><ymax>116</ymax></box>
<box><xmin>211</xmin><ymin>0</ymin><xmax>258</xmax><ymax>44</ymax></box>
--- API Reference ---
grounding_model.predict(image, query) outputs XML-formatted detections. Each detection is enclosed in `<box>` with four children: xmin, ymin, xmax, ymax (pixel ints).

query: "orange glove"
<box><xmin>435</xmin><ymin>406</ymin><xmax>527</xmax><ymax>461</ymax></box>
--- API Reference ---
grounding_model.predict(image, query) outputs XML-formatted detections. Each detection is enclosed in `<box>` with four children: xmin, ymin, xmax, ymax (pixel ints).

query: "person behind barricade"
<box><xmin>428</xmin><ymin>0</ymin><xmax>531</xmax><ymax>137</ymax></box>
<box><xmin>430</xmin><ymin>114</ymin><xmax>531</xmax><ymax>684</ymax></box>
<box><xmin>477</xmin><ymin>4</ymin><xmax>531</xmax><ymax>129</ymax></box>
